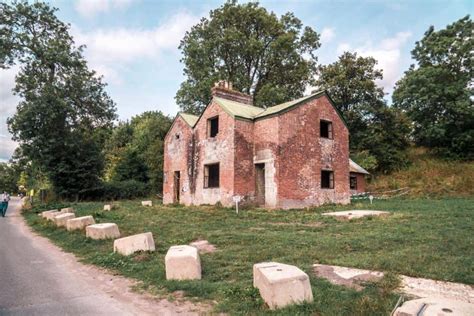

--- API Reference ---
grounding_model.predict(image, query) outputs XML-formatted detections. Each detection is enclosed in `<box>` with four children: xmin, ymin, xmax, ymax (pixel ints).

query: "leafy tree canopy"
<box><xmin>393</xmin><ymin>15</ymin><xmax>473</xmax><ymax>159</ymax></box>
<box><xmin>105</xmin><ymin>111</ymin><xmax>172</xmax><ymax>192</ymax></box>
<box><xmin>1</xmin><ymin>1</ymin><xmax>117</xmax><ymax>199</ymax></box>
<box><xmin>316</xmin><ymin>52</ymin><xmax>411</xmax><ymax>172</ymax></box>
<box><xmin>176</xmin><ymin>0</ymin><xmax>320</xmax><ymax>113</ymax></box>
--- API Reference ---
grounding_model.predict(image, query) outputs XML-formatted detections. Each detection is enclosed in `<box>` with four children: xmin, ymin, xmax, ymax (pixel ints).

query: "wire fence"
<box><xmin>351</xmin><ymin>187</ymin><xmax>411</xmax><ymax>201</ymax></box>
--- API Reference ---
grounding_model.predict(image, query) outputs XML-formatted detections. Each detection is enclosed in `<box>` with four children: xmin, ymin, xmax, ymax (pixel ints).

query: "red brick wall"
<box><xmin>350</xmin><ymin>172</ymin><xmax>366</xmax><ymax>194</ymax></box>
<box><xmin>192</xmin><ymin>101</ymin><xmax>235</xmax><ymax>206</ymax></box>
<box><xmin>164</xmin><ymin>94</ymin><xmax>350</xmax><ymax>209</ymax></box>
<box><xmin>163</xmin><ymin>116</ymin><xmax>194</xmax><ymax>205</ymax></box>
<box><xmin>233</xmin><ymin>119</ymin><xmax>255</xmax><ymax>201</ymax></box>
<box><xmin>253</xmin><ymin>116</ymin><xmax>280</xmax><ymax>207</ymax></box>
<box><xmin>276</xmin><ymin>96</ymin><xmax>350</xmax><ymax>208</ymax></box>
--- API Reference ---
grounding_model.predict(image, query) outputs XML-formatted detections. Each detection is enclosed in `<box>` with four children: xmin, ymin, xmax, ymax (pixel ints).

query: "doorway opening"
<box><xmin>255</xmin><ymin>163</ymin><xmax>265</xmax><ymax>206</ymax></box>
<box><xmin>173</xmin><ymin>171</ymin><xmax>180</xmax><ymax>203</ymax></box>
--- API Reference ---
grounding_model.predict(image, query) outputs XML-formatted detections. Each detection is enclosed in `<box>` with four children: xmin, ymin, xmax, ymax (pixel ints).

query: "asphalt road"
<box><xmin>0</xmin><ymin>197</ymin><xmax>142</xmax><ymax>316</ymax></box>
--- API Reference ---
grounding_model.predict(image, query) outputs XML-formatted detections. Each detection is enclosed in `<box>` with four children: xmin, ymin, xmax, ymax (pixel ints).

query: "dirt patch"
<box><xmin>190</xmin><ymin>240</ymin><xmax>217</xmax><ymax>254</ymax></box>
<box><xmin>313</xmin><ymin>264</ymin><xmax>474</xmax><ymax>303</ymax></box>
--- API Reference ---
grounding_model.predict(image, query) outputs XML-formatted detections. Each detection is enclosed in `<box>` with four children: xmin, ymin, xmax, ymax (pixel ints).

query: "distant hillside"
<box><xmin>367</xmin><ymin>148</ymin><xmax>474</xmax><ymax>197</ymax></box>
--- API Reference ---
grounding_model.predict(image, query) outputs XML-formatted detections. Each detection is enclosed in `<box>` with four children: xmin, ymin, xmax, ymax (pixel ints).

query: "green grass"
<box><xmin>24</xmin><ymin>198</ymin><xmax>474</xmax><ymax>315</ymax></box>
<box><xmin>368</xmin><ymin>147</ymin><xmax>474</xmax><ymax>197</ymax></box>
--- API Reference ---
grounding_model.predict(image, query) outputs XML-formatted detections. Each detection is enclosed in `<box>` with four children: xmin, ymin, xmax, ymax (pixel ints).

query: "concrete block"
<box><xmin>394</xmin><ymin>297</ymin><xmax>474</xmax><ymax>316</ymax></box>
<box><xmin>45</xmin><ymin>211</ymin><xmax>61</xmax><ymax>221</ymax></box>
<box><xmin>66</xmin><ymin>216</ymin><xmax>95</xmax><ymax>231</ymax></box>
<box><xmin>86</xmin><ymin>223</ymin><xmax>120</xmax><ymax>240</ymax></box>
<box><xmin>141</xmin><ymin>201</ymin><xmax>153</xmax><ymax>207</ymax></box>
<box><xmin>41</xmin><ymin>209</ymin><xmax>58</xmax><ymax>218</ymax></box>
<box><xmin>165</xmin><ymin>245</ymin><xmax>201</xmax><ymax>280</ymax></box>
<box><xmin>103</xmin><ymin>204</ymin><xmax>112</xmax><ymax>211</ymax></box>
<box><xmin>253</xmin><ymin>262</ymin><xmax>313</xmax><ymax>309</ymax></box>
<box><xmin>113</xmin><ymin>232</ymin><xmax>155</xmax><ymax>256</ymax></box>
<box><xmin>60</xmin><ymin>207</ymin><xmax>75</xmax><ymax>213</ymax></box>
<box><xmin>54</xmin><ymin>213</ymin><xmax>75</xmax><ymax>227</ymax></box>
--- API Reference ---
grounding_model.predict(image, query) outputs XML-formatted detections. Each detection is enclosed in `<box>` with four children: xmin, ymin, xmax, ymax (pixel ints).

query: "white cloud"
<box><xmin>335</xmin><ymin>31</ymin><xmax>412</xmax><ymax>93</ymax></box>
<box><xmin>71</xmin><ymin>11</ymin><xmax>199</xmax><ymax>83</ymax></box>
<box><xmin>75</xmin><ymin>0</ymin><xmax>136</xmax><ymax>18</ymax></box>
<box><xmin>321</xmin><ymin>27</ymin><xmax>335</xmax><ymax>43</ymax></box>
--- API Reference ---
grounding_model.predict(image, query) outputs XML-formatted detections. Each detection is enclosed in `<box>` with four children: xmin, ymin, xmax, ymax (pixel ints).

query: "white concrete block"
<box><xmin>253</xmin><ymin>262</ymin><xmax>313</xmax><ymax>309</ymax></box>
<box><xmin>60</xmin><ymin>207</ymin><xmax>75</xmax><ymax>213</ymax></box>
<box><xmin>66</xmin><ymin>215</ymin><xmax>95</xmax><ymax>231</ymax></box>
<box><xmin>141</xmin><ymin>201</ymin><xmax>153</xmax><ymax>207</ymax></box>
<box><xmin>165</xmin><ymin>245</ymin><xmax>201</xmax><ymax>280</ymax></box>
<box><xmin>103</xmin><ymin>204</ymin><xmax>112</xmax><ymax>211</ymax></box>
<box><xmin>86</xmin><ymin>223</ymin><xmax>120</xmax><ymax>240</ymax></box>
<box><xmin>54</xmin><ymin>213</ymin><xmax>75</xmax><ymax>227</ymax></box>
<box><xmin>45</xmin><ymin>211</ymin><xmax>61</xmax><ymax>221</ymax></box>
<box><xmin>394</xmin><ymin>297</ymin><xmax>474</xmax><ymax>316</ymax></box>
<box><xmin>41</xmin><ymin>209</ymin><xmax>58</xmax><ymax>219</ymax></box>
<box><xmin>113</xmin><ymin>232</ymin><xmax>155</xmax><ymax>256</ymax></box>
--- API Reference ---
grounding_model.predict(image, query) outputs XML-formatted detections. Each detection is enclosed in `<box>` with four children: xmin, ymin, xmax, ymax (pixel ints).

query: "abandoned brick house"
<box><xmin>163</xmin><ymin>81</ymin><xmax>369</xmax><ymax>209</ymax></box>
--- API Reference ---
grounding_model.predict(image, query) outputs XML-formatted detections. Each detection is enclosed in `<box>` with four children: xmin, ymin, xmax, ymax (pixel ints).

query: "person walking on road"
<box><xmin>1</xmin><ymin>191</ymin><xmax>10</xmax><ymax>217</ymax></box>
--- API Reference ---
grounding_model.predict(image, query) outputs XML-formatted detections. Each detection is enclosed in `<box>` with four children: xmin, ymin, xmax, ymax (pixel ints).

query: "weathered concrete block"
<box><xmin>113</xmin><ymin>232</ymin><xmax>155</xmax><ymax>256</ymax></box>
<box><xmin>86</xmin><ymin>223</ymin><xmax>120</xmax><ymax>240</ymax></box>
<box><xmin>253</xmin><ymin>262</ymin><xmax>313</xmax><ymax>309</ymax></box>
<box><xmin>45</xmin><ymin>211</ymin><xmax>61</xmax><ymax>221</ymax></box>
<box><xmin>165</xmin><ymin>245</ymin><xmax>201</xmax><ymax>280</ymax></box>
<box><xmin>141</xmin><ymin>201</ymin><xmax>152</xmax><ymax>207</ymax></box>
<box><xmin>103</xmin><ymin>204</ymin><xmax>112</xmax><ymax>211</ymax></box>
<box><xmin>41</xmin><ymin>209</ymin><xmax>58</xmax><ymax>218</ymax></box>
<box><xmin>394</xmin><ymin>297</ymin><xmax>474</xmax><ymax>316</ymax></box>
<box><xmin>66</xmin><ymin>216</ymin><xmax>95</xmax><ymax>231</ymax></box>
<box><xmin>54</xmin><ymin>213</ymin><xmax>75</xmax><ymax>227</ymax></box>
<box><xmin>60</xmin><ymin>207</ymin><xmax>75</xmax><ymax>213</ymax></box>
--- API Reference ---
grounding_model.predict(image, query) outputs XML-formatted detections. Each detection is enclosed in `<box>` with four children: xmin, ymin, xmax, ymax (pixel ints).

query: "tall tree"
<box><xmin>1</xmin><ymin>1</ymin><xmax>116</xmax><ymax>199</ymax></box>
<box><xmin>393</xmin><ymin>16</ymin><xmax>473</xmax><ymax>158</ymax></box>
<box><xmin>176</xmin><ymin>0</ymin><xmax>320</xmax><ymax>113</ymax></box>
<box><xmin>316</xmin><ymin>52</ymin><xmax>410</xmax><ymax>172</ymax></box>
<box><xmin>105</xmin><ymin>111</ymin><xmax>172</xmax><ymax>192</ymax></box>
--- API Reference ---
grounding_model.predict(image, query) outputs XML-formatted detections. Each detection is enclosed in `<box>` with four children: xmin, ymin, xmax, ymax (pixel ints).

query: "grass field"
<box><xmin>24</xmin><ymin>198</ymin><xmax>474</xmax><ymax>315</ymax></box>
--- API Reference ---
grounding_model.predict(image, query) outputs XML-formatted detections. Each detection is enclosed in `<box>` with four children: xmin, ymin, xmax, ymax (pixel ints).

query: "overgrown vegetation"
<box><xmin>368</xmin><ymin>147</ymin><xmax>474</xmax><ymax>197</ymax></box>
<box><xmin>393</xmin><ymin>16</ymin><xmax>473</xmax><ymax>159</ymax></box>
<box><xmin>24</xmin><ymin>198</ymin><xmax>473</xmax><ymax>315</ymax></box>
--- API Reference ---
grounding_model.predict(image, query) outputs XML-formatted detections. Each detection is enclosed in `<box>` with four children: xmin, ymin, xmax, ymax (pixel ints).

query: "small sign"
<box><xmin>369</xmin><ymin>195</ymin><xmax>374</xmax><ymax>204</ymax></box>
<box><xmin>232</xmin><ymin>195</ymin><xmax>242</xmax><ymax>203</ymax></box>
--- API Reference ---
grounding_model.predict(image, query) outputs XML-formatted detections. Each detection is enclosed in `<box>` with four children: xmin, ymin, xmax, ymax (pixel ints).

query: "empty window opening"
<box><xmin>350</xmin><ymin>175</ymin><xmax>357</xmax><ymax>190</ymax></box>
<box><xmin>175</xmin><ymin>133</ymin><xmax>180</xmax><ymax>140</ymax></box>
<box><xmin>320</xmin><ymin>120</ymin><xmax>333</xmax><ymax>139</ymax></box>
<box><xmin>321</xmin><ymin>170</ymin><xmax>334</xmax><ymax>189</ymax></box>
<box><xmin>208</xmin><ymin>116</ymin><xmax>219</xmax><ymax>138</ymax></box>
<box><xmin>204</xmin><ymin>163</ymin><xmax>220</xmax><ymax>188</ymax></box>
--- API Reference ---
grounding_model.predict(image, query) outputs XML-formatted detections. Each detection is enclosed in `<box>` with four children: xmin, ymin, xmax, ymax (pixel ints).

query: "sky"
<box><xmin>0</xmin><ymin>0</ymin><xmax>472</xmax><ymax>162</ymax></box>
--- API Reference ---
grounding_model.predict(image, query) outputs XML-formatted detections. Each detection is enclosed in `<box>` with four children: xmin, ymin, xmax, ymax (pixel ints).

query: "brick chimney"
<box><xmin>211</xmin><ymin>80</ymin><xmax>253</xmax><ymax>105</ymax></box>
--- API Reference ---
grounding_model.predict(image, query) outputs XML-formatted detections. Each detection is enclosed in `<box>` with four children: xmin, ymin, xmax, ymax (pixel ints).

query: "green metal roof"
<box><xmin>213</xmin><ymin>97</ymin><xmax>264</xmax><ymax>120</ymax></box>
<box><xmin>179</xmin><ymin>90</ymin><xmax>348</xmax><ymax>129</ymax></box>
<box><xmin>255</xmin><ymin>91</ymin><xmax>325</xmax><ymax>119</ymax></box>
<box><xmin>179</xmin><ymin>112</ymin><xmax>199</xmax><ymax>127</ymax></box>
